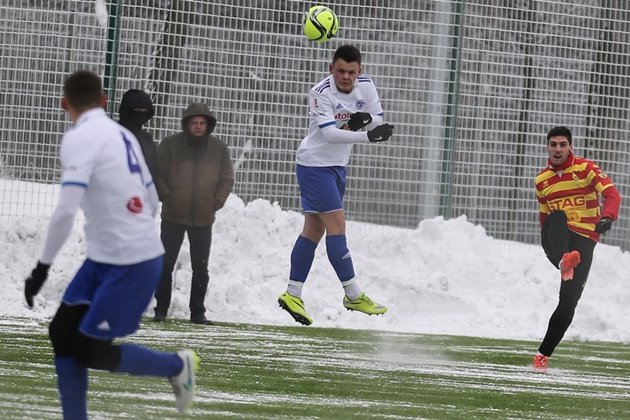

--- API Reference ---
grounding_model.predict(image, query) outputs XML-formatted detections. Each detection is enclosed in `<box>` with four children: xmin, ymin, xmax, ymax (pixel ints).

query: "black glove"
<box><xmin>25</xmin><ymin>262</ymin><xmax>50</xmax><ymax>308</ymax></box>
<box><xmin>367</xmin><ymin>124</ymin><xmax>394</xmax><ymax>143</ymax></box>
<box><xmin>347</xmin><ymin>112</ymin><xmax>372</xmax><ymax>131</ymax></box>
<box><xmin>595</xmin><ymin>217</ymin><xmax>613</xmax><ymax>234</ymax></box>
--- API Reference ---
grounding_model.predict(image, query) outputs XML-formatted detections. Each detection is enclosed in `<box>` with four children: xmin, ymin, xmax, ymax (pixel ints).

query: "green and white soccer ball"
<box><xmin>303</xmin><ymin>5</ymin><xmax>339</xmax><ymax>43</ymax></box>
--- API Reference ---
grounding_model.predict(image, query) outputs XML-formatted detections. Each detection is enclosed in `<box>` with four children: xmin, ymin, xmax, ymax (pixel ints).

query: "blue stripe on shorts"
<box><xmin>296</xmin><ymin>165</ymin><xmax>346</xmax><ymax>213</ymax></box>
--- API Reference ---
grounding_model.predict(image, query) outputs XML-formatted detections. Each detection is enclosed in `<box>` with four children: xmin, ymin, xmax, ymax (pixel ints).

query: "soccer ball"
<box><xmin>302</xmin><ymin>5</ymin><xmax>339</xmax><ymax>43</ymax></box>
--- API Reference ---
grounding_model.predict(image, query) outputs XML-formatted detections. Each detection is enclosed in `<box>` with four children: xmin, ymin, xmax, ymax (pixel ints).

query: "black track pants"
<box><xmin>154</xmin><ymin>220</ymin><xmax>212</xmax><ymax>319</ymax></box>
<box><xmin>539</xmin><ymin>211</ymin><xmax>596</xmax><ymax>356</ymax></box>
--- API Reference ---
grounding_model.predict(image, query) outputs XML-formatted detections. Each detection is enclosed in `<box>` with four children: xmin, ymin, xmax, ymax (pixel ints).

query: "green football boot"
<box><xmin>278</xmin><ymin>292</ymin><xmax>313</xmax><ymax>326</ymax></box>
<box><xmin>343</xmin><ymin>292</ymin><xmax>387</xmax><ymax>315</ymax></box>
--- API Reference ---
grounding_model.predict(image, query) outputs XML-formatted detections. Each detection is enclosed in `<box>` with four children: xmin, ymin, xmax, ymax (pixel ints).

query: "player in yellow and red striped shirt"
<box><xmin>531</xmin><ymin>126</ymin><xmax>621</xmax><ymax>372</ymax></box>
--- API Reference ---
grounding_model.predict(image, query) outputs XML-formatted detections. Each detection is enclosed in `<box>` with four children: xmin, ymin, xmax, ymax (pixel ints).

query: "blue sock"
<box><xmin>55</xmin><ymin>357</ymin><xmax>88</xmax><ymax>420</ymax></box>
<box><xmin>326</xmin><ymin>234</ymin><xmax>355</xmax><ymax>282</ymax></box>
<box><xmin>289</xmin><ymin>235</ymin><xmax>318</xmax><ymax>282</ymax></box>
<box><xmin>115</xmin><ymin>343</ymin><xmax>182</xmax><ymax>377</ymax></box>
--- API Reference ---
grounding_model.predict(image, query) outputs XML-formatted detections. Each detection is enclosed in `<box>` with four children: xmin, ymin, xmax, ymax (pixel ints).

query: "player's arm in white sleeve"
<box><xmin>310</xmin><ymin>90</ymin><xmax>370</xmax><ymax>144</ymax></box>
<box><xmin>320</xmin><ymin>125</ymin><xmax>369</xmax><ymax>143</ymax></box>
<box><xmin>365</xmin><ymin>114</ymin><xmax>384</xmax><ymax>130</ymax></box>
<box><xmin>146</xmin><ymin>182</ymin><xmax>160</xmax><ymax>218</ymax></box>
<box><xmin>39</xmin><ymin>185</ymin><xmax>84</xmax><ymax>264</ymax></box>
<box><xmin>363</xmin><ymin>78</ymin><xmax>385</xmax><ymax>130</ymax></box>
<box><xmin>39</xmin><ymin>129</ymin><xmax>99</xmax><ymax>264</ymax></box>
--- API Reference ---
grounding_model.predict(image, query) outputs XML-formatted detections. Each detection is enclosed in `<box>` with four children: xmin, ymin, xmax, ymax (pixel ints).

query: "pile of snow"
<box><xmin>2</xmin><ymin>194</ymin><xmax>628</xmax><ymax>343</ymax></box>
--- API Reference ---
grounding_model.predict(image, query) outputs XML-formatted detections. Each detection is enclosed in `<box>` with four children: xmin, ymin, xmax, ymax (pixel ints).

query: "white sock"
<box><xmin>341</xmin><ymin>278</ymin><xmax>361</xmax><ymax>300</ymax></box>
<box><xmin>286</xmin><ymin>280</ymin><xmax>304</xmax><ymax>298</ymax></box>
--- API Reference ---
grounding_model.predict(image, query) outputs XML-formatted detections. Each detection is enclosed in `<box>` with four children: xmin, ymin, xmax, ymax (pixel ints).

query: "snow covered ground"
<box><xmin>2</xmin><ymin>185</ymin><xmax>628</xmax><ymax>343</ymax></box>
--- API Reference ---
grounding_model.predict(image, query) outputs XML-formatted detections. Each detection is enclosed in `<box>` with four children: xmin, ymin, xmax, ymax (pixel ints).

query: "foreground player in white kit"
<box><xmin>23</xmin><ymin>70</ymin><xmax>198</xmax><ymax>418</ymax></box>
<box><xmin>278</xmin><ymin>45</ymin><xmax>394</xmax><ymax>325</ymax></box>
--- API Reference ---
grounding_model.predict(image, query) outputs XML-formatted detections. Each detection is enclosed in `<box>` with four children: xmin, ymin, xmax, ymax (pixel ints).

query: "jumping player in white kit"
<box><xmin>278</xmin><ymin>45</ymin><xmax>395</xmax><ymax>325</ymax></box>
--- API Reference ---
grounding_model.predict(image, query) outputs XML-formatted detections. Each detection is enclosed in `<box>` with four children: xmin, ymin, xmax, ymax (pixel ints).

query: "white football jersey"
<box><xmin>296</xmin><ymin>74</ymin><xmax>384</xmax><ymax>167</ymax></box>
<box><xmin>60</xmin><ymin>108</ymin><xmax>164</xmax><ymax>265</ymax></box>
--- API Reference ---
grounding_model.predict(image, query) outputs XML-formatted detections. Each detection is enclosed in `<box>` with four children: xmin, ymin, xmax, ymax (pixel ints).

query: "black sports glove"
<box><xmin>25</xmin><ymin>262</ymin><xmax>50</xmax><ymax>308</ymax></box>
<box><xmin>347</xmin><ymin>112</ymin><xmax>373</xmax><ymax>131</ymax></box>
<box><xmin>367</xmin><ymin>124</ymin><xmax>394</xmax><ymax>143</ymax></box>
<box><xmin>595</xmin><ymin>217</ymin><xmax>613</xmax><ymax>234</ymax></box>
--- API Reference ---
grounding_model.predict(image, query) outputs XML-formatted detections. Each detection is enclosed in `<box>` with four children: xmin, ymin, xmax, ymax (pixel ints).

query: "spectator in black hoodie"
<box><xmin>118</xmin><ymin>89</ymin><xmax>159</xmax><ymax>182</ymax></box>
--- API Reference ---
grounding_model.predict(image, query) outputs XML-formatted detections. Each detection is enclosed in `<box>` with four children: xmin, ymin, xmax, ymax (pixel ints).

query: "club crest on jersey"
<box><xmin>127</xmin><ymin>196</ymin><xmax>143</xmax><ymax>214</ymax></box>
<box><xmin>356</xmin><ymin>99</ymin><xmax>366</xmax><ymax>109</ymax></box>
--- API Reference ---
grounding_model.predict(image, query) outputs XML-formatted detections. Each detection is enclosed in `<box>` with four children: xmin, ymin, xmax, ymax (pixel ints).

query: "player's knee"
<box><xmin>73</xmin><ymin>333</ymin><xmax>121</xmax><ymax>372</ymax></box>
<box><xmin>49</xmin><ymin>303</ymin><xmax>89</xmax><ymax>357</ymax></box>
<box><xmin>548</xmin><ymin>210</ymin><xmax>567</xmax><ymax>224</ymax></box>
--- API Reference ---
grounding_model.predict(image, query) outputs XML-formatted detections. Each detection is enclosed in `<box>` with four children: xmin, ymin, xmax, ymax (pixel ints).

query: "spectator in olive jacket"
<box><xmin>154</xmin><ymin>103</ymin><xmax>234</xmax><ymax>324</ymax></box>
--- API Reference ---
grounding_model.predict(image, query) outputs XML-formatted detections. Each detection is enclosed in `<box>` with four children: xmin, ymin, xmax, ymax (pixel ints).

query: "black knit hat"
<box><xmin>547</xmin><ymin>126</ymin><xmax>572</xmax><ymax>145</ymax></box>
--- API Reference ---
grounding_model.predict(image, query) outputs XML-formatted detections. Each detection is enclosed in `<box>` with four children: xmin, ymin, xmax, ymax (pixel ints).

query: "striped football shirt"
<box><xmin>535</xmin><ymin>153</ymin><xmax>620</xmax><ymax>241</ymax></box>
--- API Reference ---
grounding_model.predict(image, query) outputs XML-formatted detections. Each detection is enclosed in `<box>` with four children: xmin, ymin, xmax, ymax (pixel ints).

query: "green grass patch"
<box><xmin>0</xmin><ymin>317</ymin><xmax>629</xmax><ymax>419</ymax></box>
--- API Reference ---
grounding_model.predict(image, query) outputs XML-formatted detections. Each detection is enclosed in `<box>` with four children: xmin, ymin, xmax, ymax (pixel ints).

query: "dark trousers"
<box><xmin>539</xmin><ymin>211</ymin><xmax>596</xmax><ymax>356</ymax></box>
<box><xmin>154</xmin><ymin>220</ymin><xmax>213</xmax><ymax>319</ymax></box>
